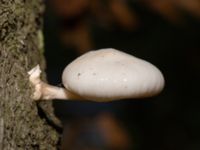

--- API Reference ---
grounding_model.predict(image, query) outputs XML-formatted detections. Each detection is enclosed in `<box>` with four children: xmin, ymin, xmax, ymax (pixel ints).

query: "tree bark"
<box><xmin>0</xmin><ymin>0</ymin><xmax>59</xmax><ymax>149</ymax></box>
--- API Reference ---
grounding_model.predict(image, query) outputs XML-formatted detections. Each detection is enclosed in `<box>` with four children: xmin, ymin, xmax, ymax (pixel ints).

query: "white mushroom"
<box><xmin>28</xmin><ymin>48</ymin><xmax>165</xmax><ymax>102</ymax></box>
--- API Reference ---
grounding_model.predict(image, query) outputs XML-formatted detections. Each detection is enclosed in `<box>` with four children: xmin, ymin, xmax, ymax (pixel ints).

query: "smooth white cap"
<box><xmin>62</xmin><ymin>48</ymin><xmax>165</xmax><ymax>102</ymax></box>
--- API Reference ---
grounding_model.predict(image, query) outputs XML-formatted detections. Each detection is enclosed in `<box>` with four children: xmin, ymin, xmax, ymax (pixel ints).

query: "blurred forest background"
<box><xmin>43</xmin><ymin>0</ymin><xmax>200</xmax><ymax>150</ymax></box>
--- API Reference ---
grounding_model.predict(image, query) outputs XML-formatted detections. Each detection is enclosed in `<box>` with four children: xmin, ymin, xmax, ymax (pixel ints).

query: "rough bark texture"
<box><xmin>0</xmin><ymin>0</ymin><xmax>59</xmax><ymax>149</ymax></box>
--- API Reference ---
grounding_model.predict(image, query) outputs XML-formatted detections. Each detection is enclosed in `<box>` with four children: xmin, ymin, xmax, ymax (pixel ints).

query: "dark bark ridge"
<box><xmin>0</xmin><ymin>0</ymin><xmax>59</xmax><ymax>149</ymax></box>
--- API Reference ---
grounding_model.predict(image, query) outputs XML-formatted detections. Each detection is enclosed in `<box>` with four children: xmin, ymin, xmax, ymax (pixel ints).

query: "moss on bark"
<box><xmin>0</xmin><ymin>0</ymin><xmax>59</xmax><ymax>149</ymax></box>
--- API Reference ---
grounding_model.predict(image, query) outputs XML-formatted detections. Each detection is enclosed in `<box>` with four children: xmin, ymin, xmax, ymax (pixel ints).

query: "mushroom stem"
<box><xmin>39</xmin><ymin>83</ymin><xmax>82</xmax><ymax>100</ymax></box>
<box><xmin>28</xmin><ymin>65</ymin><xmax>82</xmax><ymax>100</ymax></box>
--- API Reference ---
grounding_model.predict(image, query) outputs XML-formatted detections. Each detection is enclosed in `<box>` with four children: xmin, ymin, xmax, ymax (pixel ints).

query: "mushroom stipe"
<box><xmin>28</xmin><ymin>48</ymin><xmax>165</xmax><ymax>102</ymax></box>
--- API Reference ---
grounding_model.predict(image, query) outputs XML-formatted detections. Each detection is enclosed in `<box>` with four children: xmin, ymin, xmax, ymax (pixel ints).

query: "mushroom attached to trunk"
<box><xmin>28</xmin><ymin>48</ymin><xmax>164</xmax><ymax>102</ymax></box>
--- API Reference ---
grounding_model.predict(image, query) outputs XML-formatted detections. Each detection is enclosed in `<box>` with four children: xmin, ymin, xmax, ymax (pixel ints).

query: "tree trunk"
<box><xmin>0</xmin><ymin>0</ymin><xmax>60</xmax><ymax>149</ymax></box>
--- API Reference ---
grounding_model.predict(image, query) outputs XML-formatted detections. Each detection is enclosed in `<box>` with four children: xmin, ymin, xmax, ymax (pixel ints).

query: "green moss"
<box><xmin>0</xmin><ymin>0</ymin><xmax>59</xmax><ymax>149</ymax></box>
<box><xmin>38</xmin><ymin>30</ymin><xmax>45</xmax><ymax>53</ymax></box>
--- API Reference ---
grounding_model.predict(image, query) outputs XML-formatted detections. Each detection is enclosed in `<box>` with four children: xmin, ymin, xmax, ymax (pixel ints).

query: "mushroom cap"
<box><xmin>62</xmin><ymin>48</ymin><xmax>165</xmax><ymax>102</ymax></box>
